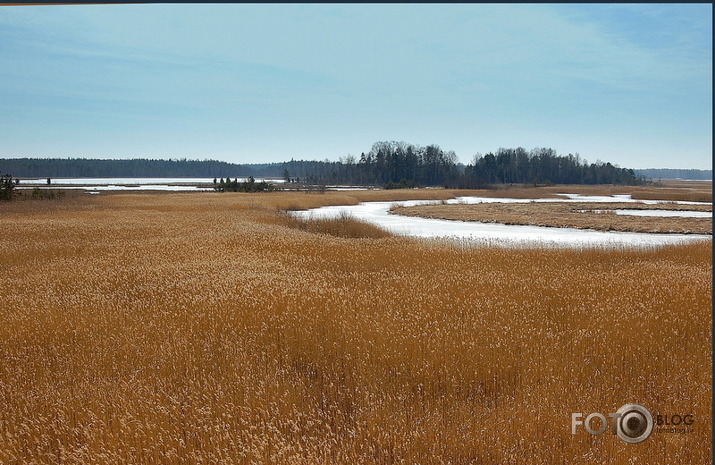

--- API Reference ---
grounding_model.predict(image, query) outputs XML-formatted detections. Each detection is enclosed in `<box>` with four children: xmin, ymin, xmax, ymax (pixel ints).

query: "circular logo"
<box><xmin>615</xmin><ymin>403</ymin><xmax>653</xmax><ymax>444</ymax></box>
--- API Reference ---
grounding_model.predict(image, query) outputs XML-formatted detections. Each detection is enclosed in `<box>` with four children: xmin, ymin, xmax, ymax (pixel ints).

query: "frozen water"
<box><xmin>16</xmin><ymin>177</ymin><xmax>285</xmax><ymax>191</ymax></box>
<box><xmin>19</xmin><ymin>177</ymin><xmax>218</xmax><ymax>185</ymax></box>
<box><xmin>18</xmin><ymin>184</ymin><xmax>213</xmax><ymax>192</ymax></box>
<box><xmin>290</xmin><ymin>195</ymin><xmax>711</xmax><ymax>248</ymax></box>
<box><xmin>555</xmin><ymin>193</ymin><xmax>709</xmax><ymax>206</ymax></box>
<box><xmin>590</xmin><ymin>209</ymin><xmax>712</xmax><ymax>218</ymax></box>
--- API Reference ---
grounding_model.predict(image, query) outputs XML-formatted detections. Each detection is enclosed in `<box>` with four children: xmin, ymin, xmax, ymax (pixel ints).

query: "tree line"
<box><xmin>2</xmin><ymin>142</ymin><xmax>646</xmax><ymax>188</ymax></box>
<box><xmin>633</xmin><ymin>168</ymin><xmax>711</xmax><ymax>181</ymax></box>
<box><xmin>463</xmin><ymin>147</ymin><xmax>641</xmax><ymax>187</ymax></box>
<box><xmin>286</xmin><ymin>141</ymin><xmax>462</xmax><ymax>187</ymax></box>
<box><xmin>0</xmin><ymin>158</ymin><xmax>281</xmax><ymax>178</ymax></box>
<box><xmin>285</xmin><ymin>142</ymin><xmax>644</xmax><ymax>187</ymax></box>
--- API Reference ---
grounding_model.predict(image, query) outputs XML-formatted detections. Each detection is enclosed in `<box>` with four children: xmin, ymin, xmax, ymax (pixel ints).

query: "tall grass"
<box><xmin>630</xmin><ymin>189</ymin><xmax>712</xmax><ymax>203</ymax></box>
<box><xmin>280</xmin><ymin>211</ymin><xmax>392</xmax><ymax>239</ymax></box>
<box><xmin>0</xmin><ymin>192</ymin><xmax>711</xmax><ymax>464</ymax></box>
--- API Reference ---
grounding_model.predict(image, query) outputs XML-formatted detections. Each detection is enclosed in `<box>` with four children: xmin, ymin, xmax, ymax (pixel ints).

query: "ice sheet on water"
<box><xmin>18</xmin><ymin>185</ymin><xmax>213</xmax><ymax>191</ymax></box>
<box><xmin>556</xmin><ymin>193</ymin><xmax>710</xmax><ymax>206</ymax></box>
<box><xmin>589</xmin><ymin>209</ymin><xmax>712</xmax><ymax>218</ymax></box>
<box><xmin>19</xmin><ymin>177</ymin><xmax>285</xmax><ymax>186</ymax></box>
<box><xmin>290</xmin><ymin>195</ymin><xmax>711</xmax><ymax>248</ymax></box>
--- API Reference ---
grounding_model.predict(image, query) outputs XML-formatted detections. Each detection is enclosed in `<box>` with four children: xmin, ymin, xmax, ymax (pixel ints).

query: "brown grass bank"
<box><xmin>279</xmin><ymin>211</ymin><xmax>393</xmax><ymax>239</ymax></box>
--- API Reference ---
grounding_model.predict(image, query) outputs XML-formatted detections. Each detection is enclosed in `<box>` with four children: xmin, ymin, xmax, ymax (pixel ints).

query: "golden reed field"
<box><xmin>0</xmin><ymin>189</ymin><xmax>711</xmax><ymax>464</ymax></box>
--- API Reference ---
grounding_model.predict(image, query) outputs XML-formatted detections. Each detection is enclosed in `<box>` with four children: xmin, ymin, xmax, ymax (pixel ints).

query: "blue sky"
<box><xmin>0</xmin><ymin>4</ymin><xmax>711</xmax><ymax>169</ymax></box>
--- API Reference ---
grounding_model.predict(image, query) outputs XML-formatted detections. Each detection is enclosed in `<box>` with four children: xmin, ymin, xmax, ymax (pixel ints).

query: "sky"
<box><xmin>0</xmin><ymin>4</ymin><xmax>711</xmax><ymax>169</ymax></box>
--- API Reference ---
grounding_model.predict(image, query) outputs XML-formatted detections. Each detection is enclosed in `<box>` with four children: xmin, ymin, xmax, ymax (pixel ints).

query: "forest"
<box><xmin>0</xmin><ymin>158</ymin><xmax>274</xmax><ymax>179</ymax></box>
<box><xmin>291</xmin><ymin>143</ymin><xmax>643</xmax><ymax>187</ymax></box>
<box><xmin>1</xmin><ymin>141</ymin><xmax>650</xmax><ymax>187</ymax></box>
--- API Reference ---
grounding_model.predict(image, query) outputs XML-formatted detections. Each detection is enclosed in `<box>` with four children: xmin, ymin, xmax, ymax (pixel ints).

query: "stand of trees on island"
<box><xmin>1</xmin><ymin>141</ymin><xmax>651</xmax><ymax>197</ymax></box>
<box><xmin>288</xmin><ymin>142</ymin><xmax>642</xmax><ymax>188</ymax></box>
<box><xmin>214</xmin><ymin>176</ymin><xmax>277</xmax><ymax>193</ymax></box>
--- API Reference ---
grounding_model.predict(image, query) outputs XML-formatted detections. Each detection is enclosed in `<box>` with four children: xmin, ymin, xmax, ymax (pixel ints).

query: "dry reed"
<box><xmin>0</xmin><ymin>191</ymin><xmax>711</xmax><ymax>464</ymax></box>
